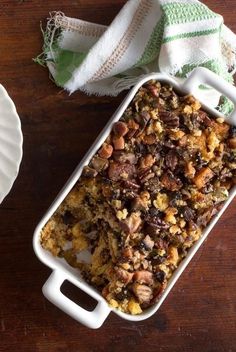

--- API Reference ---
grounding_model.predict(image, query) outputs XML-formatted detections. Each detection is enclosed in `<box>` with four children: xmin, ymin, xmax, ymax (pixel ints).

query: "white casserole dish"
<box><xmin>33</xmin><ymin>67</ymin><xmax>236</xmax><ymax>329</ymax></box>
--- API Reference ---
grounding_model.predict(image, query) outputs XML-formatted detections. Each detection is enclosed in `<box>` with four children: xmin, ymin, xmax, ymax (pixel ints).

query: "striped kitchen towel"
<box><xmin>35</xmin><ymin>0</ymin><xmax>236</xmax><ymax>113</ymax></box>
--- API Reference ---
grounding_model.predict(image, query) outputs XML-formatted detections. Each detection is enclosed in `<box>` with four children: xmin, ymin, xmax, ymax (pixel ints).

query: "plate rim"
<box><xmin>0</xmin><ymin>84</ymin><xmax>23</xmax><ymax>203</ymax></box>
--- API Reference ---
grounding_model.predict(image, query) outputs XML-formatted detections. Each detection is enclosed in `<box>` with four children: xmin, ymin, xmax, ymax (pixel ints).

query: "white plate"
<box><xmin>0</xmin><ymin>84</ymin><xmax>23</xmax><ymax>203</ymax></box>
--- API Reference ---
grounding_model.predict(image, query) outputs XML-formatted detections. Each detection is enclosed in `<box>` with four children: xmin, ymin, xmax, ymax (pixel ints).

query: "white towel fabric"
<box><xmin>36</xmin><ymin>0</ymin><xmax>236</xmax><ymax>114</ymax></box>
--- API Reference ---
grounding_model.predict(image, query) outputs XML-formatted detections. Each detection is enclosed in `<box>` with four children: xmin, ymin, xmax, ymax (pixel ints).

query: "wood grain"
<box><xmin>0</xmin><ymin>1</ymin><xmax>235</xmax><ymax>351</ymax></box>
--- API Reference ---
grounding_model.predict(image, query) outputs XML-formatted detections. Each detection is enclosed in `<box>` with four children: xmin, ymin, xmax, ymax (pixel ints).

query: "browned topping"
<box><xmin>41</xmin><ymin>80</ymin><xmax>236</xmax><ymax>315</ymax></box>
<box><xmin>98</xmin><ymin>143</ymin><xmax>113</xmax><ymax>159</ymax></box>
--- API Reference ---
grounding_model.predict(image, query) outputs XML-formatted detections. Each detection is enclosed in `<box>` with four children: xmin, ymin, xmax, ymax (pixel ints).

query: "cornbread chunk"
<box><xmin>41</xmin><ymin>80</ymin><xmax>236</xmax><ymax>314</ymax></box>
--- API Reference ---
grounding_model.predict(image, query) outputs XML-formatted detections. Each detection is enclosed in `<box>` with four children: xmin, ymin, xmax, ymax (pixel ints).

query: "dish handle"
<box><xmin>182</xmin><ymin>67</ymin><xmax>236</xmax><ymax>125</ymax></box>
<box><xmin>42</xmin><ymin>270</ymin><xmax>111</xmax><ymax>329</ymax></box>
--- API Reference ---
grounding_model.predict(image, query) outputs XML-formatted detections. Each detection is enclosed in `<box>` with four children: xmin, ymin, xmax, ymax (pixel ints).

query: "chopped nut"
<box><xmin>98</xmin><ymin>143</ymin><xmax>113</xmax><ymax>159</ymax></box>
<box><xmin>113</xmin><ymin>136</ymin><xmax>125</xmax><ymax>150</ymax></box>
<box><xmin>135</xmin><ymin>111</ymin><xmax>151</xmax><ymax>127</ymax></box>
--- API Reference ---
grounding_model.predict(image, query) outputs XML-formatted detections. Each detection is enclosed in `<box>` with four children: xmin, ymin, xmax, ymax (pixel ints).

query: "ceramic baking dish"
<box><xmin>33</xmin><ymin>67</ymin><xmax>236</xmax><ymax>329</ymax></box>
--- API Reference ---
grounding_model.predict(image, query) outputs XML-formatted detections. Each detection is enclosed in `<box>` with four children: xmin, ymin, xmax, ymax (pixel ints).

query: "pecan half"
<box><xmin>160</xmin><ymin>111</ymin><xmax>179</xmax><ymax>128</ymax></box>
<box><xmin>132</xmin><ymin>283</ymin><xmax>153</xmax><ymax>304</ymax></box>
<box><xmin>138</xmin><ymin>169</ymin><xmax>155</xmax><ymax>183</ymax></box>
<box><xmin>165</xmin><ymin>150</ymin><xmax>178</xmax><ymax>171</ymax></box>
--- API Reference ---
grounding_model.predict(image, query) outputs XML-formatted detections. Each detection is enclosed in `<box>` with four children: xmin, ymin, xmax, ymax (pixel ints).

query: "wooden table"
<box><xmin>0</xmin><ymin>1</ymin><xmax>235</xmax><ymax>351</ymax></box>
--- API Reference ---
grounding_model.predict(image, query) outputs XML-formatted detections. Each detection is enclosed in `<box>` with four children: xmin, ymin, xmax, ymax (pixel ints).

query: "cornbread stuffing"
<box><xmin>41</xmin><ymin>81</ymin><xmax>236</xmax><ymax>314</ymax></box>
